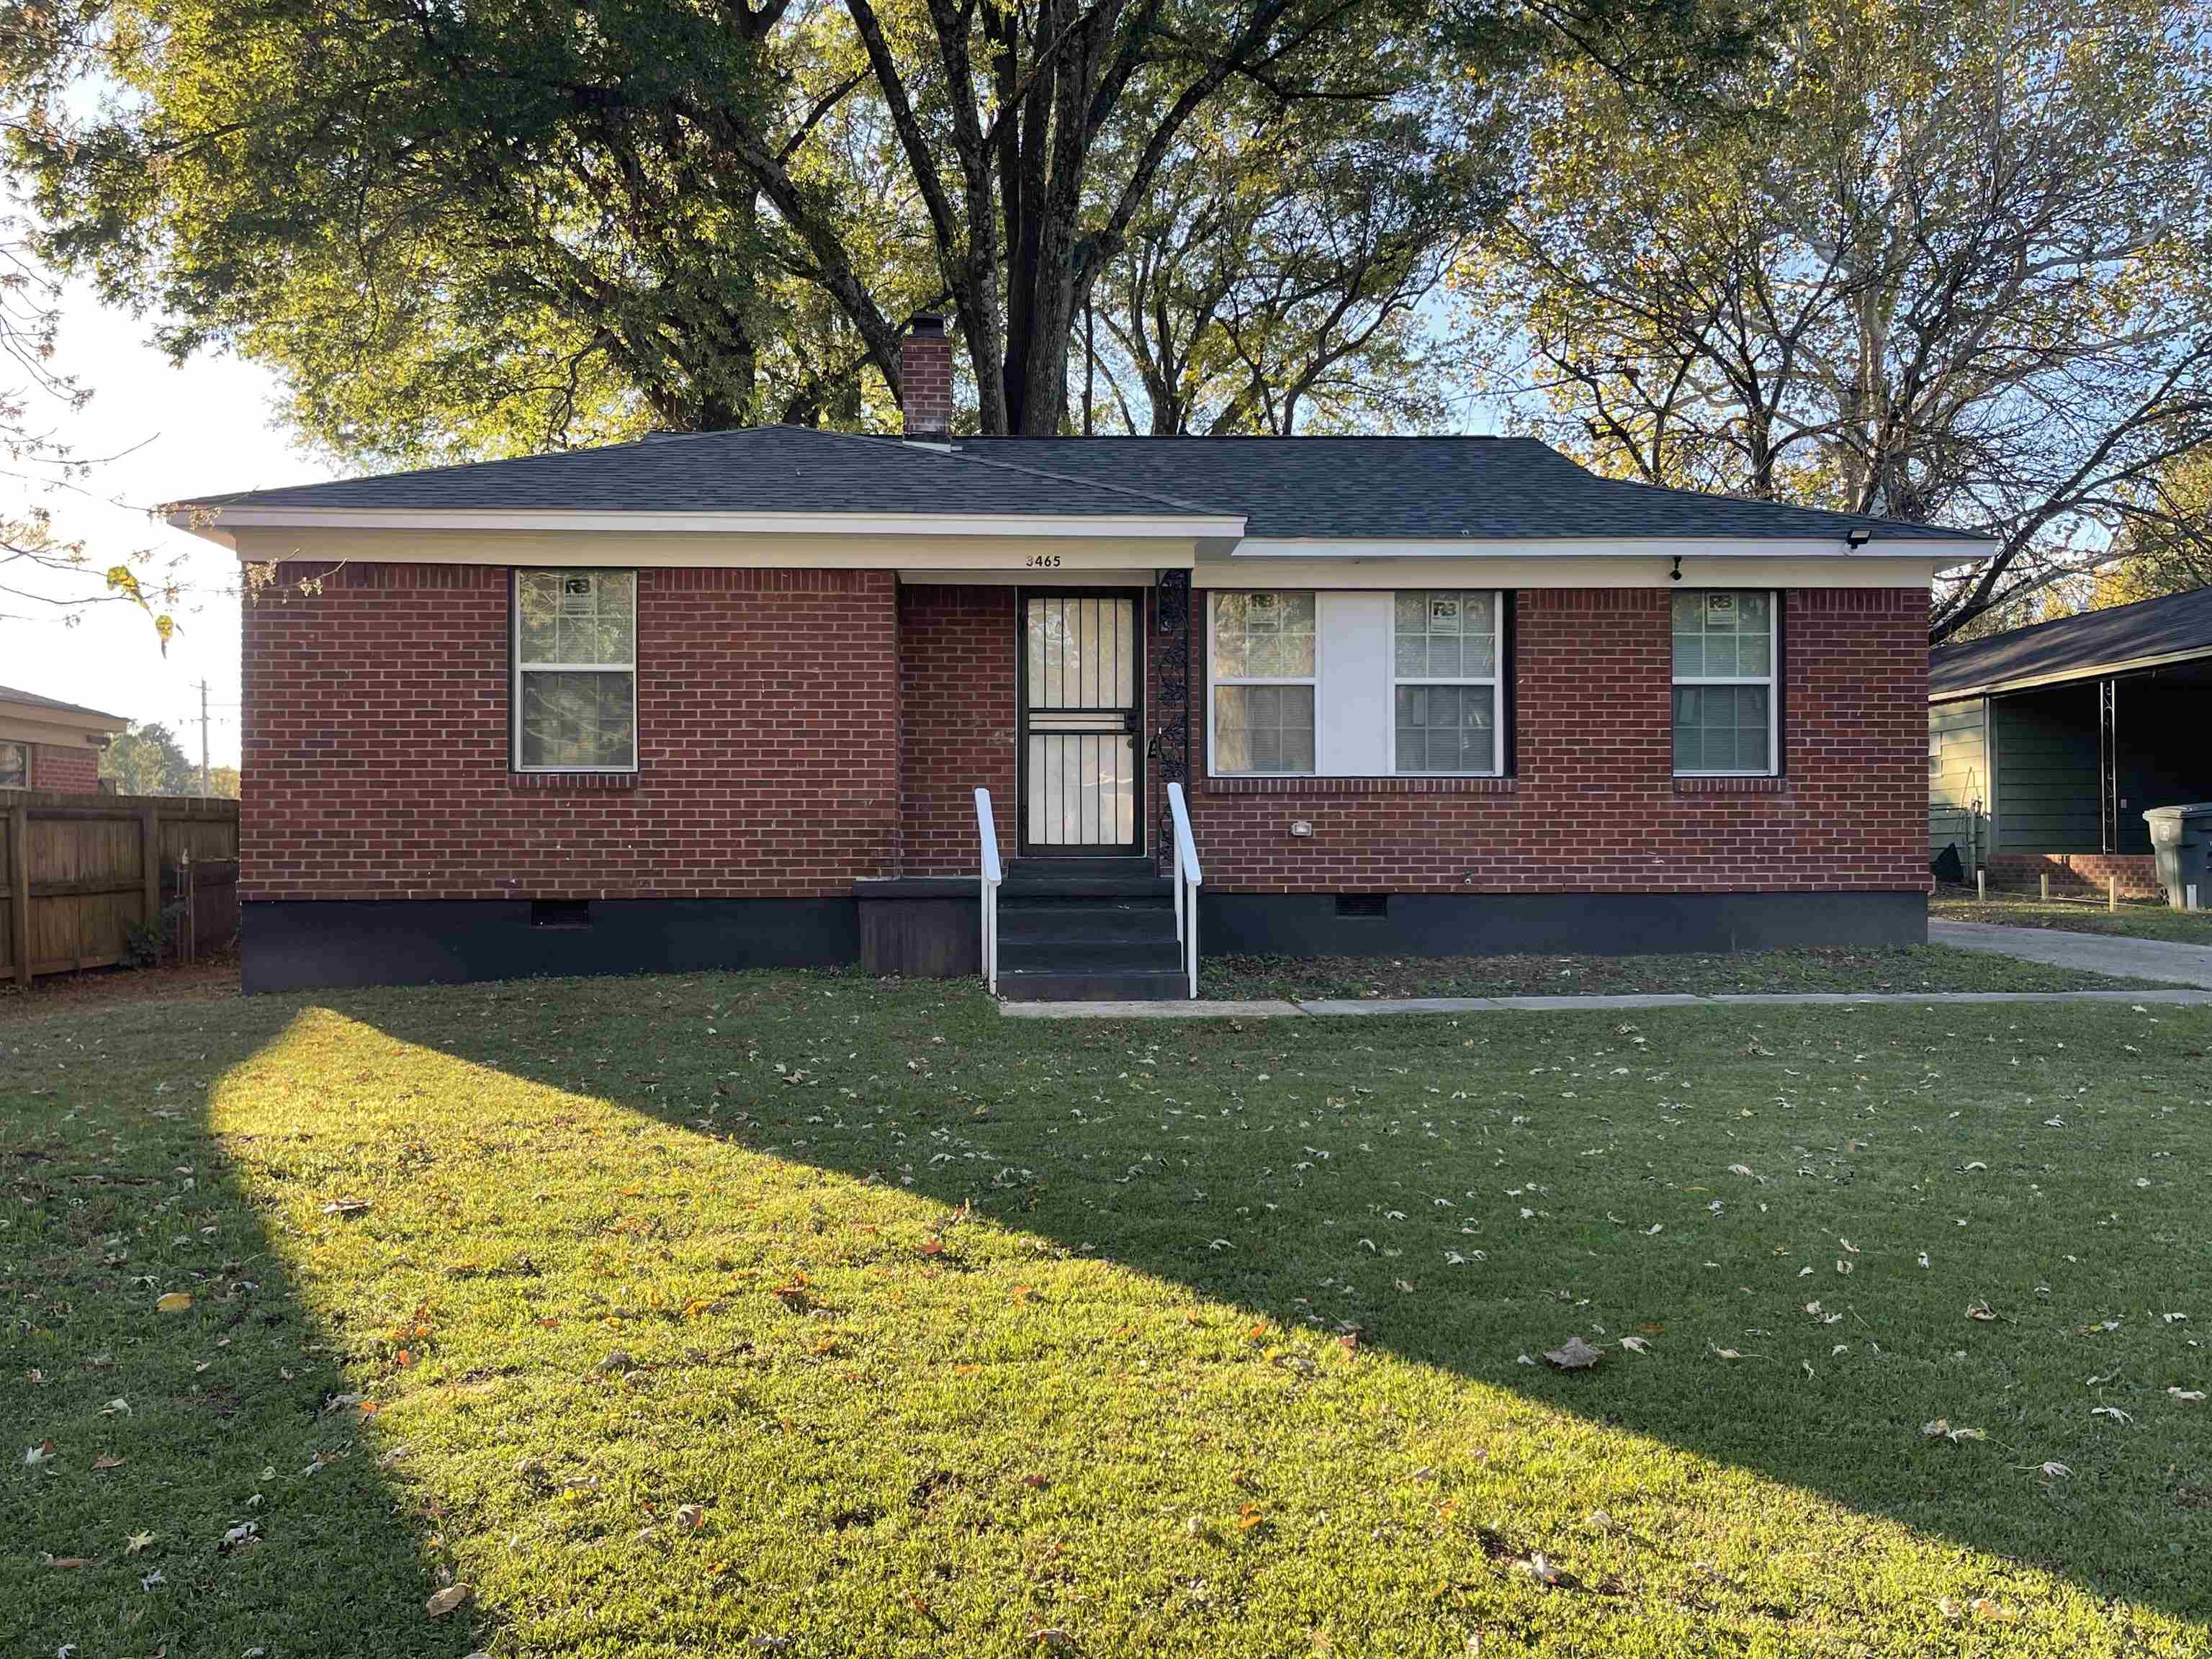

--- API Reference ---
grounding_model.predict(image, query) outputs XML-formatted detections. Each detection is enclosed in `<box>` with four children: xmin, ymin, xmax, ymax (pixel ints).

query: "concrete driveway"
<box><xmin>1931</xmin><ymin>918</ymin><xmax>2212</xmax><ymax>989</ymax></box>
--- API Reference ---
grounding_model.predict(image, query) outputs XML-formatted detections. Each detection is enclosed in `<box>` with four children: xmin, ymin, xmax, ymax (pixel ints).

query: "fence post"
<box><xmin>6</xmin><ymin>804</ymin><xmax>27</xmax><ymax>987</ymax></box>
<box><xmin>2040</xmin><ymin>872</ymin><xmax>2050</xmax><ymax>902</ymax></box>
<box><xmin>2109</xmin><ymin>874</ymin><xmax>2118</xmax><ymax>912</ymax></box>
<box><xmin>180</xmin><ymin>847</ymin><xmax>195</xmax><ymax>966</ymax></box>
<box><xmin>1977</xmin><ymin>868</ymin><xmax>1986</xmax><ymax>903</ymax></box>
<box><xmin>140</xmin><ymin>804</ymin><xmax>161</xmax><ymax>966</ymax></box>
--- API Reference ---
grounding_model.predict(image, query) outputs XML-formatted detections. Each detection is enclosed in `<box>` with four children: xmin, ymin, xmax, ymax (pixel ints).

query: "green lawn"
<box><xmin>1936</xmin><ymin>893</ymin><xmax>2212</xmax><ymax>947</ymax></box>
<box><xmin>1205</xmin><ymin>943</ymin><xmax>2180</xmax><ymax>1001</ymax></box>
<box><xmin>7</xmin><ymin>972</ymin><xmax>2212</xmax><ymax>1658</ymax></box>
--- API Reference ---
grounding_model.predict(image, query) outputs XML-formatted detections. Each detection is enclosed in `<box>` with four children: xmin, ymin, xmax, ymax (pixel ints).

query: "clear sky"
<box><xmin>3</xmin><ymin>279</ymin><xmax>334</xmax><ymax>768</ymax></box>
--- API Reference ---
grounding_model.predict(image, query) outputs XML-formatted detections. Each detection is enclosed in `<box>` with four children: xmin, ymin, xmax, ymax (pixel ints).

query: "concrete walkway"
<box><xmin>1930</xmin><ymin>917</ymin><xmax>2212</xmax><ymax>989</ymax></box>
<box><xmin>1000</xmin><ymin>986</ymin><xmax>2212</xmax><ymax>1019</ymax></box>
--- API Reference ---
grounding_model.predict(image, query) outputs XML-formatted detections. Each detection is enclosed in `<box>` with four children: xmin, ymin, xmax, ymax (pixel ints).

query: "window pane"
<box><xmin>521</xmin><ymin>570</ymin><xmax>634</xmax><ymax>666</ymax></box>
<box><xmin>521</xmin><ymin>670</ymin><xmax>636</xmax><ymax>768</ymax></box>
<box><xmin>1673</xmin><ymin>685</ymin><xmax>1771</xmax><ymax>775</ymax></box>
<box><xmin>1395</xmin><ymin>685</ymin><xmax>1496</xmax><ymax>774</ymax></box>
<box><xmin>517</xmin><ymin>572</ymin><xmax>564</xmax><ymax>660</ymax></box>
<box><xmin>1213</xmin><ymin>685</ymin><xmax>1315</xmax><ymax>775</ymax></box>
<box><xmin>1212</xmin><ymin>592</ymin><xmax>1314</xmax><ymax>679</ymax></box>
<box><xmin>0</xmin><ymin>741</ymin><xmax>25</xmax><ymax>788</ymax></box>
<box><xmin>1398</xmin><ymin>590</ymin><xmax>1496</xmax><ymax>680</ymax></box>
<box><xmin>1673</xmin><ymin>590</ymin><xmax>1771</xmax><ymax>681</ymax></box>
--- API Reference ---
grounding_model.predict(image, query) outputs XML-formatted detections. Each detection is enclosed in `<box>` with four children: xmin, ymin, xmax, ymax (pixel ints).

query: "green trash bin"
<box><xmin>2143</xmin><ymin>804</ymin><xmax>2212</xmax><ymax>911</ymax></box>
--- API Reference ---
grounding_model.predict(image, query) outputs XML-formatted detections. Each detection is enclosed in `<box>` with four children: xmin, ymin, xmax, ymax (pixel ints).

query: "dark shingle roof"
<box><xmin>181</xmin><ymin>425</ymin><xmax>1990</xmax><ymax>544</ymax></box>
<box><xmin>0</xmin><ymin>684</ymin><xmax>126</xmax><ymax>723</ymax></box>
<box><xmin>184</xmin><ymin>426</ymin><xmax>1228</xmax><ymax>519</ymax></box>
<box><xmin>962</xmin><ymin>436</ymin><xmax>1987</xmax><ymax>542</ymax></box>
<box><xmin>1930</xmin><ymin>585</ymin><xmax>2212</xmax><ymax>698</ymax></box>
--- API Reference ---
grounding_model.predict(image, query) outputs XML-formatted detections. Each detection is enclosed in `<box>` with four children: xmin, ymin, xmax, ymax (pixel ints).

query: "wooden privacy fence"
<box><xmin>0</xmin><ymin>791</ymin><xmax>240</xmax><ymax>984</ymax></box>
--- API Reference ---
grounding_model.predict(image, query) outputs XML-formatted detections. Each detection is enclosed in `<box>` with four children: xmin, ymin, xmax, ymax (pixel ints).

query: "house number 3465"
<box><xmin>1025</xmin><ymin>554</ymin><xmax>1063</xmax><ymax>567</ymax></box>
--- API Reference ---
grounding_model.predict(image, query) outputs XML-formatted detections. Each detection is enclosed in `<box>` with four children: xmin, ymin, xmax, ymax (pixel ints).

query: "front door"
<box><xmin>1020</xmin><ymin>590</ymin><xmax>1143</xmax><ymax>855</ymax></box>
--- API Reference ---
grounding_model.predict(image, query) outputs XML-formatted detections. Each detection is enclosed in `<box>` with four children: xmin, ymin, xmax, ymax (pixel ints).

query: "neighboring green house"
<box><xmin>1928</xmin><ymin>586</ymin><xmax>2212</xmax><ymax>894</ymax></box>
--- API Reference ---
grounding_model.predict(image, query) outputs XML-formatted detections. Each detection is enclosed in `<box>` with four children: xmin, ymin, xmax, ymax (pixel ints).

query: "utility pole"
<box><xmin>193</xmin><ymin>680</ymin><xmax>210</xmax><ymax>797</ymax></box>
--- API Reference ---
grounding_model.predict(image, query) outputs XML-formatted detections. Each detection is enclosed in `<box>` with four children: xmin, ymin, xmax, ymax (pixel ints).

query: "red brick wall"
<box><xmin>1184</xmin><ymin>587</ymin><xmax>1930</xmax><ymax>894</ymax></box>
<box><xmin>900</xmin><ymin>324</ymin><xmax>954</xmax><ymax>439</ymax></box>
<box><xmin>1988</xmin><ymin>851</ymin><xmax>2161</xmax><ymax>900</ymax></box>
<box><xmin>899</xmin><ymin>585</ymin><xmax>1020</xmax><ymax>875</ymax></box>
<box><xmin>242</xmin><ymin>565</ymin><xmax>899</xmax><ymax>901</ymax></box>
<box><xmin>30</xmin><ymin>742</ymin><xmax>102</xmax><ymax>793</ymax></box>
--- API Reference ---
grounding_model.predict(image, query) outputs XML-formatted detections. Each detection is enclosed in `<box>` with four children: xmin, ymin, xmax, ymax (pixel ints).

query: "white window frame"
<box><xmin>0</xmin><ymin>739</ymin><xmax>27</xmax><ymax>789</ymax></box>
<box><xmin>1205</xmin><ymin>590</ymin><xmax>1318</xmax><ymax>778</ymax></box>
<box><xmin>1671</xmin><ymin>588</ymin><xmax>1779</xmax><ymax>778</ymax></box>
<box><xmin>512</xmin><ymin>569</ymin><xmax>640</xmax><ymax>774</ymax></box>
<box><xmin>1388</xmin><ymin>589</ymin><xmax>1506</xmax><ymax>778</ymax></box>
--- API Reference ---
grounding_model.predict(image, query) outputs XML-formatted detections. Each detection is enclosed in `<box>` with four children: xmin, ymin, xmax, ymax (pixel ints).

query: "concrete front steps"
<box><xmin>995</xmin><ymin>857</ymin><xmax>1188</xmax><ymax>1002</ymax></box>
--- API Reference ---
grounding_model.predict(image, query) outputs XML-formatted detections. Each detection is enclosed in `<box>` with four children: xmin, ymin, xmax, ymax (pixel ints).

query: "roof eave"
<box><xmin>1932</xmin><ymin>642</ymin><xmax>2212</xmax><ymax>701</ymax></box>
<box><xmin>169</xmin><ymin>505</ymin><xmax>1245</xmax><ymax>544</ymax></box>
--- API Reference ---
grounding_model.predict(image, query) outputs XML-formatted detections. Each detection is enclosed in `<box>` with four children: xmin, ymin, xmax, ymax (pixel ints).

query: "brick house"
<box><xmin>176</xmin><ymin>322</ymin><xmax>1991</xmax><ymax>997</ymax></box>
<box><xmin>0</xmin><ymin>685</ymin><xmax>126</xmax><ymax>794</ymax></box>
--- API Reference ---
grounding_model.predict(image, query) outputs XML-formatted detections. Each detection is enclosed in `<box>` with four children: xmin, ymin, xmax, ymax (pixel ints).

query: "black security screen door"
<box><xmin>1020</xmin><ymin>591</ymin><xmax>1143</xmax><ymax>854</ymax></box>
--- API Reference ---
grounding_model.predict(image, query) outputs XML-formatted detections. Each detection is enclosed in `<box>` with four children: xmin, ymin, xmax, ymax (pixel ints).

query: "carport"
<box><xmin>1929</xmin><ymin>587</ymin><xmax>2212</xmax><ymax>894</ymax></box>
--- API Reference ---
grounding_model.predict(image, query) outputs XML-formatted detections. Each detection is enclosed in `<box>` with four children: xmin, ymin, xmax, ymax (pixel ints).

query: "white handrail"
<box><xmin>974</xmin><ymin>787</ymin><xmax>1003</xmax><ymax>995</ymax></box>
<box><xmin>1166</xmin><ymin>781</ymin><xmax>1202</xmax><ymax>999</ymax></box>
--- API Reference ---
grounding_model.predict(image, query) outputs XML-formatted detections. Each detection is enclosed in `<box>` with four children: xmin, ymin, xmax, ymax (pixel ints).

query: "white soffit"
<box><xmin>1228</xmin><ymin>536</ymin><xmax>1992</xmax><ymax>560</ymax></box>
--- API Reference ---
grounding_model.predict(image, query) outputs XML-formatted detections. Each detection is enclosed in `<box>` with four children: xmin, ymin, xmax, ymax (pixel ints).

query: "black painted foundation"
<box><xmin>240</xmin><ymin>898</ymin><xmax>859</xmax><ymax>994</ymax></box>
<box><xmin>242</xmin><ymin>889</ymin><xmax>1927</xmax><ymax>993</ymax></box>
<box><xmin>1198</xmin><ymin>890</ymin><xmax>1928</xmax><ymax>960</ymax></box>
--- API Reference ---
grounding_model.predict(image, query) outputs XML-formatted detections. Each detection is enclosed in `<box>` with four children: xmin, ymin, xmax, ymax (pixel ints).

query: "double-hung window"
<box><xmin>1671</xmin><ymin>589</ymin><xmax>1776</xmax><ymax>775</ymax></box>
<box><xmin>1393</xmin><ymin>590</ymin><xmax>1503</xmax><ymax>775</ymax></box>
<box><xmin>0</xmin><ymin>740</ymin><xmax>26</xmax><ymax>788</ymax></box>
<box><xmin>514</xmin><ymin>570</ymin><xmax>638</xmax><ymax>772</ymax></box>
<box><xmin>1210</xmin><ymin>592</ymin><xmax>1316</xmax><ymax>775</ymax></box>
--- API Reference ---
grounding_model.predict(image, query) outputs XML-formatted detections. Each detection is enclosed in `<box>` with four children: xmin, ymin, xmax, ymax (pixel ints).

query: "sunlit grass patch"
<box><xmin>8</xmin><ymin>974</ymin><xmax>2211</xmax><ymax>1656</ymax></box>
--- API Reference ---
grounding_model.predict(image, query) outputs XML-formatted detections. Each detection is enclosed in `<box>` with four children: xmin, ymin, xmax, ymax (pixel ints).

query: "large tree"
<box><xmin>0</xmin><ymin>203</ymin><xmax>181</xmax><ymax>642</ymax></box>
<box><xmin>1453</xmin><ymin>0</ymin><xmax>2212</xmax><ymax>640</ymax></box>
<box><xmin>5</xmin><ymin>0</ymin><xmax>1752</xmax><ymax>457</ymax></box>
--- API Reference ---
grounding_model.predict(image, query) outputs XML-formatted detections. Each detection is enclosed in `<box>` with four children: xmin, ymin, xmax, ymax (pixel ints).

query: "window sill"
<box><xmin>509</xmin><ymin>771</ymin><xmax>640</xmax><ymax>792</ymax></box>
<box><xmin>1673</xmin><ymin>775</ymin><xmax>1787</xmax><ymax>795</ymax></box>
<box><xmin>1200</xmin><ymin>775</ymin><xmax>1516</xmax><ymax>796</ymax></box>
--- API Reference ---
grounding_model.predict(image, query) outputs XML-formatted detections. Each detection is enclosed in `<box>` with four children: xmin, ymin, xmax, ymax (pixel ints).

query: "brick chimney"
<box><xmin>900</xmin><ymin>314</ymin><xmax>952</xmax><ymax>441</ymax></box>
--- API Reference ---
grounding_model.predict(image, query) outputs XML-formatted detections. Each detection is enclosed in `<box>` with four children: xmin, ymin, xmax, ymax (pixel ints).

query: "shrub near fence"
<box><xmin>0</xmin><ymin>791</ymin><xmax>239</xmax><ymax>984</ymax></box>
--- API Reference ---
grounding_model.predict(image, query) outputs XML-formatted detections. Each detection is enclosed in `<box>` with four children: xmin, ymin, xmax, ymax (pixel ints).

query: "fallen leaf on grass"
<box><xmin>155</xmin><ymin>1292</ymin><xmax>192</xmax><ymax>1314</ymax></box>
<box><xmin>1965</xmin><ymin>1300</ymin><xmax>1997</xmax><ymax>1322</ymax></box>
<box><xmin>1543</xmin><ymin>1336</ymin><xmax>1604</xmax><ymax>1370</ymax></box>
<box><xmin>320</xmin><ymin>1198</ymin><xmax>369</xmax><ymax>1218</ymax></box>
<box><xmin>1619</xmin><ymin>1336</ymin><xmax>1652</xmax><ymax>1355</ymax></box>
<box><xmin>674</xmin><ymin>1503</ymin><xmax>706</xmax><ymax>1532</ymax></box>
<box><xmin>42</xmin><ymin>1553</ymin><xmax>94</xmax><ymax>1569</ymax></box>
<box><xmin>125</xmin><ymin>1532</ymin><xmax>155</xmax><ymax>1554</ymax></box>
<box><xmin>425</xmin><ymin>1584</ymin><xmax>472</xmax><ymax>1619</ymax></box>
<box><xmin>2170</xmin><ymin>1389</ymin><xmax>2207</xmax><ymax>1403</ymax></box>
<box><xmin>24</xmin><ymin>1440</ymin><xmax>55</xmax><ymax>1467</ymax></box>
<box><xmin>2091</xmin><ymin>1406</ymin><xmax>2134</xmax><ymax>1424</ymax></box>
<box><xmin>1516</xmin><ymin>1552</ymin><xmax>1566</xmax><ymax>1586</ymax></box>
<box><xmin>1922</xmin><ymin>1419</ymin><xmax>1986</xmax><ymax>1444</ymax></box>
<box><xmin>2036</xmin><ymin>1462</ymin><xmax>2071</xmax><ymax>1479</ymax></box>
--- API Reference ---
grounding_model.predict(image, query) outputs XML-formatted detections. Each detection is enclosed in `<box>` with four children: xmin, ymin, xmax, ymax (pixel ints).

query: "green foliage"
<box><xmin>6</xmin><ymin>0</ymin><xmax>1760</xmax><ymax>453</ymax></box>
<box><xmin>99</xmin><ymin>721</ymin><xmax>197</xmax><ymax>796</ymax></box>
<box><xmin>122</xmin><ymin>907</ymin><xmax>168</xmax><ymax>968</ymax></box>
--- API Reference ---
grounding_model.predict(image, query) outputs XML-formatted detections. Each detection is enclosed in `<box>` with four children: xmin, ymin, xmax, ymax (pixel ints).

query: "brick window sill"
<box><xmin>1673</xmin><ymin>775</ymin><xmax>1789</xmax><ymax>796</ymax></box>
<box><xmin>1197</xmin><ymin>775</ymin><xmax>1518</xmax><ymax>796</ymax></box>
<box><xmin>508</xmin><ymin>772</ymin><xmax>640</xmax><ymax>793</ymax></box>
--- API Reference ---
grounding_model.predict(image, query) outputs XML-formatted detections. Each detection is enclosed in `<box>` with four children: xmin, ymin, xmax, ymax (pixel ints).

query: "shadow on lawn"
<box><xmin>331</xmin><ymin>973</ymin><xmax>2211</xmax><ymax>1632</ymax></box>
<box><xmin>4</xmin><ymin>1004</ymin><xmax>474</xmax><ymax>1659</ymax></box>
